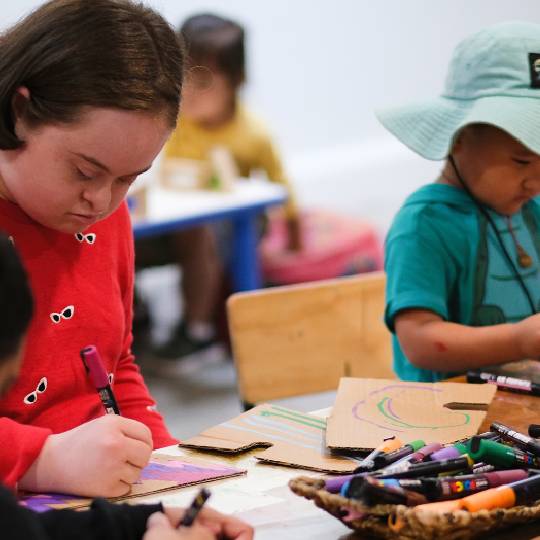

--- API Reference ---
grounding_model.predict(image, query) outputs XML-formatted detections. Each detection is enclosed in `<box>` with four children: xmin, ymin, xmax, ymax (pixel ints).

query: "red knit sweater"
<box><xmin>0</xmin><ymin>199</ymin><xmax>176</xmax><ymax>487</ymax></box>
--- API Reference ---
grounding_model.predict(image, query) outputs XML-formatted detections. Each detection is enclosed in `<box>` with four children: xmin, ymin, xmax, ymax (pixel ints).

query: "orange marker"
<box><xmin>415</xmin><ymin>474</ymin><xmax>540</xmax><ymax>514</ymax></box>
<box><xmin>355</xmin><ymin>436</ymin><xmax>404</xmax><ymax>472</ymax></box>
<box><xmin>414</xmin><ymin>499</ymin><xmax>463</xmax><ymax>513</ymax></box>
<box><xmin>460</xmin><ymin>485</ymin><xmax>517</xmax><ymax>512</ymax></box>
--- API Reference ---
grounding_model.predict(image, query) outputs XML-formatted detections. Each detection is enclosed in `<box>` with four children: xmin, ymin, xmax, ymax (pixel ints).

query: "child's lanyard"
<box><xmin>448</xmin><ymin>154</ymin><xmax>537</xmax><ymax>316</ymax></box>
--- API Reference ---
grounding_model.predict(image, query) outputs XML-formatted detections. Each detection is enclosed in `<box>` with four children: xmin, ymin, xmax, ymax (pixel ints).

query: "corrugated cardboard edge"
<box><xmin>255</xmin><ymin>457</ymin><xmax>356</xmax><ymax>474</ymax></box>
<box><xmin>179</xmin><ymin>405</ymin><xmax>358</xmax><ymax>473</ymax></box>
<box><xmin>180</xmin><ymin>442</ymin><xmax>272</xmax><ymax>453</ymax></box>
<box><xmin>179</xmin><ymin>434</ymin><xmax>273</xmax><ymax>453</ymax></box>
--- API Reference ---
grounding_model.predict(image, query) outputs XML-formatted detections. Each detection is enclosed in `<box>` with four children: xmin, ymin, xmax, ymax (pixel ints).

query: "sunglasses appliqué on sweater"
<box><xmin>50</xmin><ymin>305</ymin><xmax>74</xmax><ymax>324</ymax></box>
<box><xmin>75</xmin><ymin>232</ymin><xmax>96</xmax><ymax>245</ymax></box>
<box><xmin>23</xmin><ymin>377</ymin><xmax>48</xmax><ymax>405</ymax></box>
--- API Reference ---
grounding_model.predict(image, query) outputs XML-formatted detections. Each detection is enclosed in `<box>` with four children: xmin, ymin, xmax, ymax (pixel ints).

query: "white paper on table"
<box><xmin>142</xmin><ymin>488</ymin><xmax>284</xmax><ymax>515</ymax></box>
<box><xmin>222</xmin><ymin>467</ymin><xmax>301</xmax><ymax>494</ymax></box>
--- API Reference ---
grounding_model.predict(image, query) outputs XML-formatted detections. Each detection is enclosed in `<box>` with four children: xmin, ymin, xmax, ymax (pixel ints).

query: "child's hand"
<box><xmin>163</xmin><ymin>506</ymin><xmax>254</xmax><ymax>539</ymax></box>
<box><xmin>19</xmin><ymin>415</ymin><xmax>153</xmax><ymax>497</ymax></box>
<box><xmin>513</xmin><ymin>313</ymin><xmax>540</xmax><ymax>358</ymax></box>
<box><xmin>144</xmin><ymin>512</ymin><xmax>214</xmax><ymax>540</ymax></box>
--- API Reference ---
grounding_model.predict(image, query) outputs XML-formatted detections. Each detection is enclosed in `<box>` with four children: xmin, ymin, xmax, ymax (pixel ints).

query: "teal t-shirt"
<box><xmin>385</xmin><ymin>184</ymin><xmax>540</xmax><ymax>382</ymax></box>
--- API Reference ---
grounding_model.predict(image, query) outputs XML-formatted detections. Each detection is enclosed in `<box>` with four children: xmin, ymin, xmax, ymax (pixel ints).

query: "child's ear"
<box><xmin>11</xmin><ymin>86</ymin><xmax>31</xmax><ymax>140</ymax></box>
<box><xmin>451</xmin><ymin>129</ymin><xmax>465</xmax><ymax>154</ymax></box>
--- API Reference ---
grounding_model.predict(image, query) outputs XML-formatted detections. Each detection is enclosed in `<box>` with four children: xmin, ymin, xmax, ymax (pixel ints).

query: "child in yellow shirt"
<box><xmin>137</xmin><ymin>13</ymin><xmax>300</xmax><ymax>359</ymax></box>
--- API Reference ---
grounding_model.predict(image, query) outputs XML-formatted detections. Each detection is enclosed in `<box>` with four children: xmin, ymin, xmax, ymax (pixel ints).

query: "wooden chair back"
<box><xmin>227</xmin><ymin>271</ymin><xmax>394</xmax><ymax>408</ymax></box>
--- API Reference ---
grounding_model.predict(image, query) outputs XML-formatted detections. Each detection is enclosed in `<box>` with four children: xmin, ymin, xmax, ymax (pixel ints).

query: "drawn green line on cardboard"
<box><xmin>242</xmin><ymin>415</ymin><xmax>321</xmax><ymax>443</ymax></box>
<box><xmin>377</xmin><ymin>396</ymin><xmax>471</xmax><ymax>430</ymax></box>
<box><xmin>268</xmin><ymin>405</ymin><xmax>326</xmax><ymax>426</ymax></box>
<box><xmin>260</xmin><ymin>411</ymin><xmax>325</xmax><ymax>430</ymax></box>
<box><xmin>375</xmin><ymin>398</ymin><xmax>413</xmax><ymax>428</ymax></box>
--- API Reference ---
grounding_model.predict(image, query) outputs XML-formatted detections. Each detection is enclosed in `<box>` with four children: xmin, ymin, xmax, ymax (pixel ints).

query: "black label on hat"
<box><xmin>529</xmin><ymin>53</ymin><xmax>540</xmax><ymax>88</ymax></box>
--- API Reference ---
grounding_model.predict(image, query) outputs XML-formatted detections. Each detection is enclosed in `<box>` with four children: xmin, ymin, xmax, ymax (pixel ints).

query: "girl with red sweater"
<box><xmin>1</xmin><ymin>0</ymin><xmax>181</xmax><ymax>499</ymax></box>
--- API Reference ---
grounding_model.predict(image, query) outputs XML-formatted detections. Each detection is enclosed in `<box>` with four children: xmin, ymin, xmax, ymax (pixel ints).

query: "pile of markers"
<box><xmin>326</xmin><ymin>421</ymin><xmax>540</xmax><ymax>514</ymax></box>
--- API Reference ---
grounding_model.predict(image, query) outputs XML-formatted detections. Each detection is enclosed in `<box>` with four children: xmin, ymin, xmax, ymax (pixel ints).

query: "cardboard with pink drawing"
<box><xmin>325</xmin><ymin>377</ymin><xmax>497</xmax><ymax>452</ymax></box>
<box><xmin>179</xmin><ymin>404</ymin><xmax>357</xmax><ymax>473</ymax></box>
<box><xmin>19</xmin><ymin>454</ymin><xmax>245</xmax><ymax>512</ymax></box>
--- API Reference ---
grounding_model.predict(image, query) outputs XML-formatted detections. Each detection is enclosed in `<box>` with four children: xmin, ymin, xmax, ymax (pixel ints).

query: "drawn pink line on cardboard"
<box><xmin>326</xmin><ymin>378</ymin><xmax>496</xmax><ymax>451</ymax></box>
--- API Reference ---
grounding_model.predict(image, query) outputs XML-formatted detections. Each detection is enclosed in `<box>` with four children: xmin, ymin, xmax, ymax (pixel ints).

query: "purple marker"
<box><xmin>80</xmin><ymin>345</ymin><xmax>121</xmax><ymax>415</ymax></box>
<box><xmin>430</xmin><ymin>432</ymin><xmax>499</xmax><ymax>462</ymax></box>
<box><xmin>432</xmin><ymin>469</ymin><xmax>528</xmax><ymax>500</ymax></box>
<box><xmin>430</xmin><ymin>445</ymin><xmax>465</xmax><ymax>462</ymax></box>
<box><xmin>404</xmin><ymin>443</ymin><xmax>443</xmax><ymax>464</ymax></box>
<box><xmin>325</xmin><ymin>473</ymin><xmax>363</xmax><ymax>493</ymax></box>
<box><xmin>379</xmin><ymin>443</ymin><xmax>443</xmax><ymax>476</ymax></box>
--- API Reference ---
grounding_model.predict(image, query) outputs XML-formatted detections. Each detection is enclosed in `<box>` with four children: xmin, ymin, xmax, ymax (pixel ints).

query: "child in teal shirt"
<box><xmin>379</xmin><ymin>22</ymin><xmax>540</xmax><ymax>382</ymax></box>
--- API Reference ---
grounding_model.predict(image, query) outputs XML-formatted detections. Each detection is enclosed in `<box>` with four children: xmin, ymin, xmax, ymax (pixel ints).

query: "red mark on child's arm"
<box><xmin>434</xmin><ymin>341</ymin><xmax>448</xmax><ymax>353</ymax></box>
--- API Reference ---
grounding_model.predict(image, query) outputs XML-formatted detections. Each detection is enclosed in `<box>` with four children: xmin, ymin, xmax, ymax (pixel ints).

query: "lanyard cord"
<box><xmin>447</xmin><ymin>154</ymin><xmax>537</xmax><ymax>316</ymax></box>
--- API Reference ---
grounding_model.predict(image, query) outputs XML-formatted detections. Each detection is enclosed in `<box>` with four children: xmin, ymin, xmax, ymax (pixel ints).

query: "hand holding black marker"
<box><xmin>179</xmin><ymin>489</ymin><xmax>211</xmax><ymax>528</ymax></box>
<box><xmin>80</xmin><ymin>345</ymin><xmax>121</xmax><ymax>415</ymax></box>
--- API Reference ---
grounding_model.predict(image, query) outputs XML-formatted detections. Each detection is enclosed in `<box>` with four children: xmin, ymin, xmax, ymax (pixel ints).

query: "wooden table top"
<box><xmin>482</xmin><ymin>388</ymin><xmax>540</xmax><ymax>432</ymax></box>
<box><xmin>450</xmin><ymin>376</ymin><xmax>540</xmax><ymax>434</ymax></box>
<box><xmin>140</xmin><ymin>384</ymin><xmax>540</xmax><ymax>539</ymax></box>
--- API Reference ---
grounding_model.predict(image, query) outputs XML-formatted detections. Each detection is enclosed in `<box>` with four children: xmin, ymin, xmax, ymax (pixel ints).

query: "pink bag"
<box><xmin>260</xmin><ymin>209</ymin><xmax>383</xmax><ymax>285</ymax></box>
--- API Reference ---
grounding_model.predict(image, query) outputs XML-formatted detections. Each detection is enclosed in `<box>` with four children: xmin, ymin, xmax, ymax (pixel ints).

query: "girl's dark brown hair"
<box><xmin>0</xmin><ymin>0</ymin><xmax>184</xmax><ymax>150</ymax></box>
<box><xmin>181</xmin><ymin>13</ymin><xmax>245</xmax><ymax>87</ymax></box>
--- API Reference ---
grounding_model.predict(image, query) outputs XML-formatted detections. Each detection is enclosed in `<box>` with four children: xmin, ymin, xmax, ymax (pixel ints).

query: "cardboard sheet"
<box><xmin>180</xmin><ymin>404</ymin><xmax>357</xmax><ymax>473</ymax></box>
<box><xmin>19</xmin><ymin>454</ymin><xmax>245</xmax><ymax>512</ymax></box>
<box><xmin>326</xmin><ymin>378</ymin><xmax>497</xmax><ymax>451</ymax></box>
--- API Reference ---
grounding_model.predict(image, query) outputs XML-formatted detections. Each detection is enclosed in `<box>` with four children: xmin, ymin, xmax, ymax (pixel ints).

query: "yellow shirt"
<box><xmin>165</xmin><ymin>104</ymin><xmax>297</xmax><ymax>217</ymax></box>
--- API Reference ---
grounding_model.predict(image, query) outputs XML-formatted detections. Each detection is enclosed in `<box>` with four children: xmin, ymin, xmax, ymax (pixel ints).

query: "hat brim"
<box><xmin>376</xmin><ymin>95</ymin><xmax>540</xmax><ymax>160</ymax></box>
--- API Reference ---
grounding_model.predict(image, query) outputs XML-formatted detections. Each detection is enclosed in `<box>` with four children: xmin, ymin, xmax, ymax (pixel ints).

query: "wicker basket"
<box><xmin>289</xmin><ymin>476</ymin><xmax>540</xmax><ymax>539</ymax></box>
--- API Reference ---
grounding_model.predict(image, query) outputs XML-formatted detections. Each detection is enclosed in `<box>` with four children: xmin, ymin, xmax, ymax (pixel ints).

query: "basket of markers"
<box><xmin>289</xmin><ymin>422</ymin><xmax>540</xmax><ymax>539</ymax></box>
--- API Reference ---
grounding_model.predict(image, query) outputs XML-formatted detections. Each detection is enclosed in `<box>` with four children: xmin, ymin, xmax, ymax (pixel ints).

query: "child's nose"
<box><xmin>523</xmin><ymin>167</ymin><xmax>540</xmax><ymax>191</ymax></box>
<box><xmin>82</xmin><ymin>180</ymin><xmax>112</xmax><ymax>212</ymax></box>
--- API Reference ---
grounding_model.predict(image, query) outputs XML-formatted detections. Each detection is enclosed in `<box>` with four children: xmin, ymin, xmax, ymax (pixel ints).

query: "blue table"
<box><xmin>131</xmin><ymin>180</ymin><xmax>287</xmax><ymax>291</ymax></box>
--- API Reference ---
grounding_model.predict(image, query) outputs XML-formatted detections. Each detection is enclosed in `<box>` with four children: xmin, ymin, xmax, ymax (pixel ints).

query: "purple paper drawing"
<box><xmin>19</xmin><ymin>456</ymin><xmax>244</xmax><ymax>512</ymax></box>
<box><xmin>19</xmin><ymin>493</ymin><xmax>89</xmax><ymax>513</ymax></box>
<box><xmin>137</xmin><ymin>459</ymin><xmax>241</xmax><ymax>483</ymax></box>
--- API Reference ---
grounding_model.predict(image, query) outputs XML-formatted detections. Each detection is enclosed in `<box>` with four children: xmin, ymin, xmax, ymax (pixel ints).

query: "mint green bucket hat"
<box><xmin>376</xmin><ymin>21</ymin><xmax>540</xmax><ymax>160</ymax></box>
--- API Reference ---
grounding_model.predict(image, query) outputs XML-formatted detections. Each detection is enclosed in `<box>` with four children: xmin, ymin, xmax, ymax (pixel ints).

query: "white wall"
<box><xmin>145</xmin><ymin>2</ymin><xmax>538</xmax><ymax>149</ymax></box>
<box><xmin>154</xmin><ymin>1</ymin><xmax>540</xmax><ymax>233</ymax></box>
<box><xmin>4</xmin><ymin>1</ymin><xmax>540</xmax><ymax>232</ymax></box>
